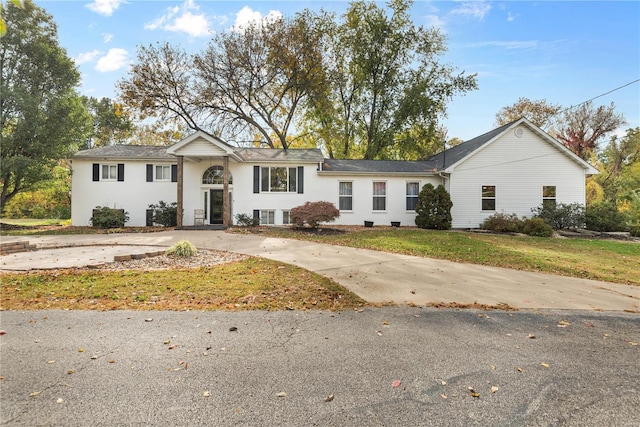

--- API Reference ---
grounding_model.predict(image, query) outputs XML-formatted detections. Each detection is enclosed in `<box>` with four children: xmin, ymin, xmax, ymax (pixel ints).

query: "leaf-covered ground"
<box><xmin>0</xmin><ymin>258</ymin><xmax>366</xmax><ymax>311</ymax></box>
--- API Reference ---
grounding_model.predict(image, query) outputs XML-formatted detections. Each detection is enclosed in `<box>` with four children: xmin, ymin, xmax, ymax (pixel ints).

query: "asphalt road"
<box><xmin>1</xmin><ymin>307</ymin><xmax>638</xmax><ymax>426</ymax></box>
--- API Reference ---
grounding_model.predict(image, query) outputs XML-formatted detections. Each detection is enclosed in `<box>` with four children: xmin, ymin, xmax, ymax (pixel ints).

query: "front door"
<box><xmin>209</xmin><ymin>189</ymin><xmax>223</xmax><ymax>225</ymax></box>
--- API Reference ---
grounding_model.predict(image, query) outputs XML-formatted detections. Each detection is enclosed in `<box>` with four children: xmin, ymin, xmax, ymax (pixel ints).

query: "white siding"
<box><xmin>173</xmin><ymin>137</ymin><xmax>229</xmax><ymax>157</ymax></box>
<box><xmin>71</xmin><ymin>159</ymin><xmax>176</xmax><ymax>226</ymax></box>
<box><xmin>448</xmin><ymin>126</ymin><xmax>587</xmax><ymax>228</ymax></box>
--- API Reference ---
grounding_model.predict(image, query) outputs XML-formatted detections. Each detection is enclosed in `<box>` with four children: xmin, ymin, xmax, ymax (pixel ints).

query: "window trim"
<box><xmin>155</xmin><ymin>165</ymin><xmax>171</xmax><ymax>181</ymax></box>
<box><xmin>338</xmin><ymin>181</ymin><xmax>353</xmax><ymax>212</ymax></box>
<box><xmin>372</xmin><ymin>181</ymin><xmax>387</xmax><ymax>212</ymax></box>
<box><xmin>406</xmin><ymin>181</ymin><xmax>420</xmax><ymax>211</ymax></box>
<box><xmin>481</xmin><ymin>185</ymin><xmax>496</xmax><ymax>211</ymax></box>
<box><xmin>282</xmin><ymin>210</ymin><xmax>291</xmax><ymax>225</ymax></box>
<box><xmin>542</xmin><ymin>185</ymin><xmax>557</xmax><ymax>209</ymax></box>
<box><xmin>260</xmin><ymin>209</ymin><xmax>275</xmax><ymax>225</ymax></box>
<box><xmin>101</xmin><ymin>164</ymin><xmax>118</xmax><ymax>181</ymax></box>
<box><xmin>259</xmin><ymin>167</ymin><xmax>299</xmax><ymax>193</ymax></box>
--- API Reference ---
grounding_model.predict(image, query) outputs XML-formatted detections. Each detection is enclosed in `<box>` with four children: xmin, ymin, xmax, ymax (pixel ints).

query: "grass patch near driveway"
<box><xmin>0</xmin><ymin>258</ymin><xmax>366</xmax><ymax>311</ymax></box>
<box><xmin>240</xmin><ymin>227</ymin><xmax>640</xmax><ymax>286</ymax></box>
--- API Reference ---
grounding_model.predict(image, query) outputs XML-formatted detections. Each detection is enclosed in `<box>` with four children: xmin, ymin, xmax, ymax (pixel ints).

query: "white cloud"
<box><xmin>95</xmin><ymin>48</ymin><xmax>129</xmax><ymax>72</ymax></box>
<box><xmin>507</xmin><ymin>12</ymin><xmax>516</xmax><ymax>22</ymax></box>
<box><xmin>450</xmin><ymin>1</ymin><xmax>492</xmax><ymax>20</ymax></box>
<box><xmin>145</xmin><ymin>0</ymin><xmax>211</xmax><ymax>37</ymax></box>
<box><xmin>425</xmin><ymin>14</ymin><xmax>445</xmax><ymax>29</ymax></box>
<box><xmin>85</xmin><ymin>0</ymin><xmax>123</xmax><ymax>17</ymax></box>
<box><xmin>103</xmin><ymin>33</ymin><xmax>113</xmax><ymax>43</ymax></box>
<box><xmin>74</xmin><ymin>50</ymin><xmax>101</xmax><ymax>65</ymax></box>
<box><xmin>232</xmin><ymin>6</ymin><xmax>282</xmax><ymax>31</ymax></box>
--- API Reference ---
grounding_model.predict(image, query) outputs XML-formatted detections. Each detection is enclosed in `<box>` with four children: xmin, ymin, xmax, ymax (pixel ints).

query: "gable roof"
<box><xmin>320</xmin><ymin>159</ymin><xmax>438</xmax><ymax>175</ymax></box>
<box><xmin>430</xmin><ymin>118</ymin><xmax>599</xmax><ymax>175</ymax></box>
<box><xmin>236</xmin><ymin>148</ymin><xmax>323</xmax><ymax>163</ymax></box>
<box><xmin>166</xmin><ymin>130</ymin><xmax>238</xmax><ymax>158</ymax></box>
<box><xmin>73</xmin><ymin>145</ymin><xmax>175</xmax><ymax>161</ymax></box>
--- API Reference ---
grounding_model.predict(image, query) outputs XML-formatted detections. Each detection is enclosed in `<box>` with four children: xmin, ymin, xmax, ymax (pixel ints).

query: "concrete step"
<box><xmin>0</xmin><ymin>241</ymin><xmax>37</xmax><ymax>256</ymax></box>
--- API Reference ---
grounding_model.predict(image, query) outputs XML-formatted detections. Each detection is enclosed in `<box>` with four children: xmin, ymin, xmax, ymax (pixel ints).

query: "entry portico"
<box><xmin>165</xmin><ymin>131</ymin><xmax>240</xmax><ymax>227</ymax></box>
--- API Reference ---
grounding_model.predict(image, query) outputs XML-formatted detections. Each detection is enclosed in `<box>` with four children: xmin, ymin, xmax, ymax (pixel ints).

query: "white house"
<box><xmin>70</xmin><ymin>118</ymin><xmax>599</xmax><ymax>229</ymax></box>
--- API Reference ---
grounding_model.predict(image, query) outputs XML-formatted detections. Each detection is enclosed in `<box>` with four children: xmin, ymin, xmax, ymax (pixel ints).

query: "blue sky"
<box><xmin>38</xmin><ymin>0</ymin><xmax>640</xmax><ymax>141</ymax></box>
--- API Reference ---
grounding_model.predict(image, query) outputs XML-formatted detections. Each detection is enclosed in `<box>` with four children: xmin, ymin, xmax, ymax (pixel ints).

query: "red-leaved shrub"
<box><xmin>290</xmin><ymin>201</ymin><xmax>340</xmax><ymax>228</ymax></box>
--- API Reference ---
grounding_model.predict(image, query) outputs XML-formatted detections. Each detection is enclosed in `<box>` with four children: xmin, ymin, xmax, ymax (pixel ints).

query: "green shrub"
<box><xmin>148</xmin><ymin>201</ymin><xmax>178</xmax><ymax>227</ymax></box>
<box><xmin>480</xmin><ymin>213</ymin><xmax>522</xmax><ymax>233</ymax></box>
<box><xmin>521</xmin><ymin>217</ymin><xmax>554</xmax><ymax>237</ymax></box>
<box><xmin>290</xmin><ymin>201</ymin><xmax>340</xmax><ymax>228</ymax></box>
<box><xmin>532</xmin><ymin>202</ymin><xmax>585</xmax><ymax>230</ymax></box>
<box><xmin>165</xmin><ymin>240</ymin><xmax>197</xmax><ymax>257</ymax></box>
<box><xmin>235</xmin><ymin>213</ymin><xmax>260</xmax><ymax>227</ymax></box>
<box><xmin>90</xmin><ymin>206</ymin><xmax>129</xmax><ymax>229</ymax></box>
<box><xmin>585</xmin><ymin>202</ymin><xmax>629</xmax><ymax>232</ymax></box>
<box><xmin>415</xmin><ymin>184</ymin><xmax>452</xmax><ymax>230</ymax></box>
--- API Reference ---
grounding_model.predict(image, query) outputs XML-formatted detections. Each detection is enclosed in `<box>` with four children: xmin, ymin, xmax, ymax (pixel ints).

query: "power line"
<box><xmin>555</xmin><ymin>78</ymin><xmax>640</xmax><ymax>117</ymax></box>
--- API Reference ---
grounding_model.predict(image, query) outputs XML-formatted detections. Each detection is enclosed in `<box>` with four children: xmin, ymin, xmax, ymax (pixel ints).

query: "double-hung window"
<box><xmin>406</xmin><ymin>182</ymin><xmax>420</xmax><ymax>211</ymax></box>
<box><xmin>543</xmin><ymin>186</ymin><xmax>556</xmax><ymax>209</ymax></box>
<box><xmin>373</xmin><ymin>182</ymin><xmax>386</xmax><ymax>211</ymax></box>
<box><xmin>482</xmin><ymin>185</ymin><xmax>496</xmax><ymax>211</ymax></box>
<box><xmin>339</xmin><ymin>182</ymin><xmax>353</xmax><ymax>211</ymax></box>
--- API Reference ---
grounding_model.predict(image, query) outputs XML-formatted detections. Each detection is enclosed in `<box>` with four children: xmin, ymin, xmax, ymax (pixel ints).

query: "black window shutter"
<box><xmin>146</xmin><ymin>164</ymin><xmax>153</xmax><ymax>182</ymax></box>
<box><xmin>253</xmin><ymin>210</ymin><xmax>260</xmax><ymax>219</ymax></box>
<box><xmin>171</xmin><ymin>164</ymin><xmax>177</xmax><ymax>182</ymax></box>
<box><xmin>146</xmin><ymin>209</ymin><xmax>154</xmax><ymax>226</ymax></box>
<box><xmin>92</xmin><ymin>163</ymin><xmax>99</xmax><ymax>181</ymax></box>
<box><xmin>253</xmin><ymin>166</ymin><xmax>260</xmax><ymax>193</ymax></box>
<box><xmin>117</xmin><ymin>164</ymin><xmax>125</xmax><ymax>182</ymax></box>
<box><xmin>297</xmin><ymin>166</ymin><xmax>304</xmax><ymax>194</ymax></box>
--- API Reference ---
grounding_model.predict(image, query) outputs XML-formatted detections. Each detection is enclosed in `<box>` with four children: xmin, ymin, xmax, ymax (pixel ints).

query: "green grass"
<box><xmin>1</xmin><ymin>218</ymin><xmax>69</xmax><ymax>226</ymax></box>
<box><xmin>0</xmin><ymin>258</ymin><xmax>366</xmax><ymax>311</ymax></box>
<box><xmin>247</xmin><ymin>227</ymin><xmax>640</xmax><ymax>286</ymax></box>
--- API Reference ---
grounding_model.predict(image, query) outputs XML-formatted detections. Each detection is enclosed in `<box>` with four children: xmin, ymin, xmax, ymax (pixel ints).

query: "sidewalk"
<box><xmin>1</xmin><ymin>230</ymin><xmax>638</xmax><ymax>311</ymax></box>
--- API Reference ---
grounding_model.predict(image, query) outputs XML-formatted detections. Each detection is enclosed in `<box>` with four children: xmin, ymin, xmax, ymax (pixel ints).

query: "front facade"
<box><xmin>70</xmin><ymin>119</ymin><xmax>599</xmax><ymax>229</ymax></box>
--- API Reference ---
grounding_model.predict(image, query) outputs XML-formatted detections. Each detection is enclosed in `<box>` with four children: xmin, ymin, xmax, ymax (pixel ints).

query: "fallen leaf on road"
<box><xmin>516</xmin><ymin>367</ymin><xmax>523</xmax><ymax>372</ymax></box>
<box><xmin>382</xmin><ymin>321</ymin><xmax>389</xmax><ymax>325</ymax></box>
<box><xmin>229</xmin><ymin>327</ymin><xmax>238</xmax><ymax>332</ymax></box>
<box><xmin>491</xmin><ymin>386</ymin><xmax>499</xmax><ymax>393</ymax></box>
<box><xmin>47</xmin><ymin>360</ymin><xmax>55</xmax><ymax>364</ymax></box>
<box><xmin>377</xmin><ymin>331</ymin><xmax>383</xmax><ymax>336</ymax></box>
<box><xmin>163</xmin><ymin>340</ymin><xmax>170</xmax><ymax>345</ymax></box>
<box><xmin>276</xmin><ymin>392</ymin><xmax>287</xmax><ymax>397</ymax></box>
<box><xmin>629</xmin><ymin>341</ymin><xmax>638</xmax><ymax>346</ymax></box>
<box><xmin>441</xmin><ymin>380</ymin><xmax>447</xmax><ymax>386</ymax></box>
<box><xmin>584</xmin><ymin>322</ymin><xmax>595</xmax><ymax>327</ymax></box>
<box><xmin>392</xmin><ymin>380</ymin><xmax>401</xmax><ymax>388</ymax></box>
<box><xmin>67</xmin><ymin>369</ymin><xmax>74</xmax><ymax>375</ymax></box>
<box><xmin>324</xmin><ymin>394</ymin><xmax>334</xmax><ymax>402</ymax></box>
<box><xmin>29</xmin><ymin>391</ymin><xmax>41</xmax><ymax>397</ymax></box>
<box><xmin>527</xmin><ymin>334</ymin><xmax>536</xmax><ymax>339</ymax></box>
<box><xmin>541</xmin><ymin>363</ymin><xmax>550</xmax><ymax>368</ymax></box>
<box><xmin>168</xmin><ymin>345</ymin><xmax>176</xmax><ymax>350</ymax></box>
<box><xmin>0</xmin><ymin>330</ymin><xmax>6</xmax><ymax>336</ymax></box>
<box><xmin>145</xmin><ymin>318</ymin><xmax>153</xmax><ymax>322</ymax></box>
<box><xmin>56</xmin><ymin>398</ymin><xmax>63</xmax><ymax>404</ymax></box>
<box><xmin>440</xmin><ymin>394</ymin><xmax>447</xmax><ymax>399</ymax></box>
<box><xmin>558</xmin><ymin>320</ymin><xmax>571</xmax><ymax>327</ymax></box>
<box><xmin>78</xmin><ymin>348</ymin><xmax>84</xmax><ymax>353</ymax></box>
<box><xmin>203</xmin><ymin>391</ymin><xmax>210</xmax><ymax>397</ymax></box>
<box><xmin>108</xmin><ymin>359</ymin><xmax>115</xmax><ymax>363</ymax></box>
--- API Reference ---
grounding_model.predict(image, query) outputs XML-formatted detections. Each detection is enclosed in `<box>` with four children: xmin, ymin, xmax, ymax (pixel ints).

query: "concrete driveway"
<box><xmin>1</xmin><ymin>230</ymin><xmax>638</xmax><ymax>311</ymax></box>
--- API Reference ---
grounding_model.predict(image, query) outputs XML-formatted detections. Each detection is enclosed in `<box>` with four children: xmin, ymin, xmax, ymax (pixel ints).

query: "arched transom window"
<box><xmin>202</xmin><ymin>166</ymin><xmax>232</xmax><ymax>185</ymax></box>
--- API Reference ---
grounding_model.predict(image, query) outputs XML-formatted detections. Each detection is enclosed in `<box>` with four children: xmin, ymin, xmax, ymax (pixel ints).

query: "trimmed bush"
<box><xmin>90</xmin><ymin>206</ymin><xmax>129</xmax><ymax>229</ymax></box>
<box><xmin>235</xmin><ymin>213</ymin><xmax>260</xmax><ymax>227</ymax></box>
<box><xmin>415</xmin><ymin>184</ymin><xmax>452</xmax><ymax>230</ymax></box>
<box><xmin>585</xmin><ymin>202</ymin><xmax>629</xmax><ymax>232</ymax></box>
<box><xmin>532</xmin><ymin>202</ymin><xmax>585</xmax><ymax>230</ymax></box>
<box><xmin>480</xmin><ymin>213</ymin><xmax>522</xmax><ymax>233</ymax></box>
<box><xmin>165</xmin><ymin>240</ymin><xmax>197</xmax><ymax>257</ymax></box>
<box><xmin>148</xmin><ymin>201</ymin><xmax>178</xmax><ymax>227</ymax></box>
<box><xmin>481</xmin><ymin>212</ymin><xmax>553</xmax><ymax>237</ymax></box>
<box><xmin>290</xmin><ymin>201</ymin><xmax>340</xmax><ymax>228</ymax></box>
<box><xmin>521</xmin><ymin>217</ymin><xmax>554</xmax><ymax>237</ymax></box>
